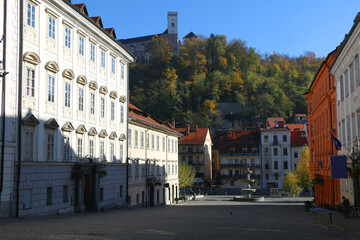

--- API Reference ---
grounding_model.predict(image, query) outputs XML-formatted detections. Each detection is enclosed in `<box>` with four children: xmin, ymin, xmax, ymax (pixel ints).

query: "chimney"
<box><xmin>190</xmin><ymin>124</ymin><xmax>198</xmax><ymax>132</ymax></box>
<box><xmin>186</xmin><ymin>124</ymin><xmax>190</xmax><ymax>135</ymax></box>
<box><xmin>171</xmin><ymin>119</ymin><xmax>176</xmax><ymax>128</ymax></box>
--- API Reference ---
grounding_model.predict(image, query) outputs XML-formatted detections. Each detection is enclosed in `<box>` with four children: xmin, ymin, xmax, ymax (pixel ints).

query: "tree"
<box><xmin>295</xmin><ymin>146</ymin><xmax>313</xmax><ymax>188</ymax></box>
<box><xmin>178</xmin><ymin>163</ymin><xmax>196</xmax><ymax>189</ymax></box>
<box><xmin>283</xmin><ymin>172</ymin><xmax>303</xmax><ymax>196</ymax></box>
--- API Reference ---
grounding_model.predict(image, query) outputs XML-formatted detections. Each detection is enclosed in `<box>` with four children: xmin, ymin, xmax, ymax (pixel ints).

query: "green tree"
<box><xmin>178</xmin><ymin>163</ymin><xmax>196</xmax><ymax>189</ymax></box>
<box><xmin>283</xmin><ymin>172</ymin><xmax>303</xmax><ymax>196</ymax></box>
<box><xmin>294</xmin><ymin>146</ymin><xmax>313</xmax><ymax>188</ymax></box>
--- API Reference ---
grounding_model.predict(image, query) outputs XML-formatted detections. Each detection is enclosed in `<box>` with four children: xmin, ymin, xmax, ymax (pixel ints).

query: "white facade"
<box><xmin>261</xmin><ymin>129</ymin><xmax>291</xmax><ymax>190</ymax></box>
<box><xmin>128</xmin><ymin>119</ymin><xmax>180</xmax><ymax>206</ymax></box>
<box><xmin>332</xmin><ymin>15</ymin><xmax>360</xmax><ymax>205</ymax></box>
<box><xmin>1</xmin><ymin>0</ymin><xmax>135</xmax><ymax>217</ymax></box>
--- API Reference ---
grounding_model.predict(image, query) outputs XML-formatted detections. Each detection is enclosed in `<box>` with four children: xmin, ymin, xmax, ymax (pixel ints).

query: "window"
<box><xmin>46</xmin><ymin>187</ymin><xmax>52</xmax><ymax>206</ymax></box>
<box><xmin>264</xmin><ymin>148</ymin><xmax>269</xmax><ymax>156</ymax></box>
<box><xmin>171</xmin><ymin>140</ymin><xmax>174</xmax><ymax>152</ymax></box>
<box><xmin>350</xmin><ymin>63</ymin><xmax>355</xmax><ymax>92</ymax></box>
<box><xmin>146</xmin><ymin>133</ymin><xmax>150</xmax><ymax>149</ymax></box>
<box><xmin>79</xmin><ymin>36</ymin><xmax>84</xmax><ymax>56</ymax></box>
<box><xmin>229</xmin><ymin>170</ymin><xmax>233</xmax><ymax>176</ymax></box>
<box><xmin>266</xmin><ymin>174</ymin><xmax>269</xmax><ymax>180</ymax></box>
<box><xmin>100</xmin><ymin>140</ymin><xmax>105</xmax><ymax>161</ymax></box>
<box><xmin>63</xmin><ymin>186</ymin><xmax>68</xmax><ymax>203</ymax></box>
<box><xmin>128</xmin><ymin>128</ymin><xmax>132</xmax><ymax>147</ymax></box>
<box><xmin>47</xmin><ymin>134</ymin><xmax>54</xmax><ymax>161</ymax></box>
<box><xmin>111</xmin><ymin>102</ymin><xmax>115</xmax><ymax>121</ymax></box>
<box><xmin>77</xmin><ymin>138</ymin><xmax>83</xmax><ymax>159</ymax></box>
<box><xmin>89</xmin><ymin>139</ymin><xmax>94</xmax><ymax>158</ymax></box>
<box><xmin>78</xmin><ymin>88</ymin><xmax>84</xmax><ymax>111</ymax></box>
<box><xmin>274</xmin><ymin>173</ymin><xmax>279</xmax><ymax>180</ymax></box>
<box><xmin>120</xmin><ymin>105</ymin><xmax>124</xmax><ymax>123</ymax></box>
<box><xmin>162</xmin><ymin>137</ymin><xmax>165</xmax><ymax>152</ymax></box>
<box><xmin>27</xmin><ymin>2</ymin><xmax>35</xmax><ymax>28</ymax></box>
<box><xmin>48</xmin><ymin>16</ymin><xmax>55</xmax><ymax>39</ymax></box>
<box><xmin>120</xmin><ymin>143</ymin><xmax>123</xmax><ymax>162</ymax></box>
<box><xmin>111</xmin><ymin>142</ymin><xmax>115</xmax><ymax>162</ymax></box>
<box><xmin>48</xmin><ymin>75</ymin><xmax>55</xmax><ymax>102</ymax></box>
<box><xmin>352</xmin><ymin>115</ymin><xmax>356</xmax><ymax>140</ymax></box>
<box><xmin>121</xmin><ymin>64</ymin><xmax>125</xmax><ymax>80</ymax></box>
<box><xmin>355</xmin><ymin>55</ymin><xmax>360</xmax><ymax>85</ymax></box>
<box><xmin>135</xmin><ymin>130</ymin><xmax>138</xmax><ymax>148</ymax></box>
<box><xmin>274</xmin><ymin>148</ymin><xmax>278</xmax><ymax>156</ymax></box>
<box><xmin>264</xmin><ymin>135</ymin><xmax>268</xmax><ymax>142</ymax></box>
<box><xmin>345</xmin><ymin>70</ymin><xmax>349</xmax><ymax>97</ymax></box>
<box><xmin>100</xmin><ymin>97</ymin><xmax>105</xmax><ymax>118</ymax></box>
<box><xmin>265</xmin><ymin>161</ymin><xmax>269</xmax><ymax>169</ymax></box>
<box><xmin>283</xmin><ymin>135</ymin><xmax>287</xmax><ymax>142</ymax></box>
<box><xmin>141</xmin><ymin>132</ymin><xmax>144</xmax><ymax>148</ymax></box>
<box><xmin>64</xmin><ymin>82</ymin><xmax>71</xmax><ymax>107</ymax></box>
<box><xmin>274</xmin><ymin>161</ymin><xmax>278</xmax><ymax>169</ymax></box>
<box><xmin>168</xmin><ymin>139</ymin><xmax>170</xmax><ymax>152</ymax></box>
<box><xmin>111</xmin><ymin>57</ymin><xmax>116</xmax><ymax>74</ymax></box>
<box><xmin>65</xmin><ymin>27</ymin><xmax>71</xmax><ymax>48</ymax></box>
<box><xmin>284</xmin><ymin>161</ymin><xmax>288</xmax><ymax>170</ymax></box>
<box><xmin>90</xmin><ymin>93</ymin><xmax>95</xmax><ymax>114</ymax></box>
<box><xmin>63</xmin><ymin>136</ymin><xmax>70</xmax><ymax>161</ymax></box>
<box><xmin>157</xmin><ymin>136</ymin><xmax>160</xmax><ymax>151</ymax></box>
<box><xmin>90</xmin><ymin>43</ymin><xmax>95</xmax><ymax>62</ymax></box>
<box><xmin>347</xmin><ymin>117</ymin><xmax>351</xmax><ymax>143</ymax></box>
<box><xmin>283</xmin><ymin>148</ymin><xmax>288</xmax><ymax>156</ymax></box>
<box><xmin>294</xmin><ymin>151</ymin><xmax>298</xmax><ymax>158</ymax></box>
<box><xmin>26</xmin><ymin>68</ymin><xmax>35</xmax><ymax>97</ymax></box>
<box><xmin>25</xmin><ymin>131</ymin><xmax>34</xmax><ymax>160</ymax></box>
<box><xmin>273</xmin><ymin>135</ymin><xmax>278</xmax><ymax>144</ymax></box>
<box><xmin>101</xmin><ymin>50</ymin><xmax>106</xmax><ymax>68</ymax></box>
<box><xmin>152</xmin><ymin>134</ymin><xmax>155</xmax><ymax>149</ymax></box>
<box><xmin>340</xmin><ymin>76</ymin><xmax>344</xmax><ymax>101</ymax></box>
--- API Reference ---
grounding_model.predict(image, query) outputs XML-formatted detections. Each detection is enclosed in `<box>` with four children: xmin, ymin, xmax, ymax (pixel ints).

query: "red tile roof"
<box><xmin>287</xmin><ymin>124</ymin><xmax>305</xmax><ymax>132</ymax></box>
<box><xmin>295</xmin><ymin>114</ymin><xmax>307</xmax><ymax>118</ymax></box>
<box><xmin>129</xmin><ymin>103</ymin><xmax>179</xmax><ymax>135</ymax></box>
<box><xmin>175</xmin><ymin>126</ymin><xmax>209</xmax><ymax>145</ymax></box>
<box><xmin>267</xmin><ymin>117</ymin><xmax>285</xmax><ymax>128</ymax></box>
<box><xmin>291</xmin><ymin>131</ymin><xmax>308</xmax><ymax>146</ymax></box>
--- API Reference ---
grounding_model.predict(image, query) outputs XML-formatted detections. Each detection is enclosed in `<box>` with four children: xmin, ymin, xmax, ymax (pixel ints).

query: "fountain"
<box><xmin>233</xmin><ymin>168</ymin><xmax>264</xmax><ymax>202</ymax></box>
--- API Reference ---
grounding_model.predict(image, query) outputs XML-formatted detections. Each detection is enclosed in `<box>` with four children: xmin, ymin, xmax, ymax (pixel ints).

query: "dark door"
<box><xmin>149</xmin><ymin>185</ymin><xmax>154</xmax><ymax>207</ymax></box>
<box><xmin>84</xmin><ymin>174</ymin><xmax>90</xmax><ymax>210</ymax></box>
<box><xmin>142</xmin><ymin>191</ymin><xmax>145</xmax><ymax>207</ymax></box>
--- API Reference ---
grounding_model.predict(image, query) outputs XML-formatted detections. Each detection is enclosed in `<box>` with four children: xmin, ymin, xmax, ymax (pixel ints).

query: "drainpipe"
<box><xmin>0</xmin><ymin>0</ymin><xmax>8</xmax><ymax>214</ymax></box>
<box><xmin>16</xmin><ymin>0</ymin><xmax>24</xmax><ymax>218</ymax></box>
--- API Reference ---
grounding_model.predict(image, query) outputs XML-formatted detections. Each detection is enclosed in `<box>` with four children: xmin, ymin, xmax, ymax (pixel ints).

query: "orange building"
<box><xmin>305</xmin><ymin>47</ymin><xmax>341</xmax><ymax>207</ymax></box>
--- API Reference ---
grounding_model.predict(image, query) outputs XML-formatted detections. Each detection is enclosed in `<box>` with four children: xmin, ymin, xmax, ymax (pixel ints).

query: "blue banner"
<box><xmin>330</xmin><ymin>155</ymin><xmax>348</xmax><ymax>179</ymax></box>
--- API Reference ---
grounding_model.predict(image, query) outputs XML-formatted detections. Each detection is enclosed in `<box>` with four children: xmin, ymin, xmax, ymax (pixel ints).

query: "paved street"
<box><xmin>0</xmin><ymin>196</ymin><xmax>359</xmax><ymax>240</ymax></box>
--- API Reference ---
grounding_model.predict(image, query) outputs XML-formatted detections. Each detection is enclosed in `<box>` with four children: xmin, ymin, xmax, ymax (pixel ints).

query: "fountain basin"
<box><xmin>233</xmin><ymin>196</ymin><xmax>264</xmax><ymax>202</ymax></box>
<box><xmin>241</xmin><ymin>189</ymin><xmax>256</xmax><ymax>193</ymax></box>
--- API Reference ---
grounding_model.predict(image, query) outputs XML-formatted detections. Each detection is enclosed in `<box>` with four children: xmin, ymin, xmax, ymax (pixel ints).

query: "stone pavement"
<box><xmin>0</xmin><ymin>195</ymin><xmax>359</xmax><ymax>240</ymax></box>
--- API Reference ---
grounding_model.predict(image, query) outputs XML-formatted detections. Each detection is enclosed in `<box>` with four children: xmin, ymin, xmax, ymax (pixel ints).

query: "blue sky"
<box><xmin>72</xmin><ymin>0</ymin><xmax>360</xmax><ymax>58</ymax></box>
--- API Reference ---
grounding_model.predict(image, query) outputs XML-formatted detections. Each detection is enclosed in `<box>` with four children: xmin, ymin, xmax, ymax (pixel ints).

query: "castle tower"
<box><xmin>167</xmin><ymin>11</ymin><xmax>178</xmax><ymax>34</ymax></box>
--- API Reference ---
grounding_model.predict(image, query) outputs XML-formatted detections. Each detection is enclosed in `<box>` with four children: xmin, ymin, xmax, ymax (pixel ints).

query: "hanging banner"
<box><xmin>330</xmin><ymin>155</ymin><xmax>348</xmax><ymax>178</ymax></box>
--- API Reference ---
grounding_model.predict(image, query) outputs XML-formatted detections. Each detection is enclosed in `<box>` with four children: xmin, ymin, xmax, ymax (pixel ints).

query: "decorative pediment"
<box><xmin>22</xmin><ymin>114</ymin><xmax>40</xmax><ymax>126</ymax></box>
<box><xmin>119</xmin><ymin>95</ymin><xmax>126</xmax><ymax>103</ymax></box>
<box><xmin>99</xmin><ymin>86</ymin><xmax>108</xmax><ymax>95</ymax></box>
<box><xmin>23</xmin><ymin>52</ymin><xmax>40</xmax><ymax>65</ymax></box>
<box><xmin>109</xmin><ymin>91</ymin><xmax>118</xmax><ymax>99</ymax></box>
<box><xmin>45</xmin><ymin>61</ymin><xmax>59</xmax><ymax>73</ymax></box>
<box><xmin>89</xmin><ymin>81</ymin><xmax>98</xmax><ymax>90</ymax></box>
<box><xmin>88</xmin><ymin>127</ymin><xmax>98</xmax><ymax>136</ymax></box>
<box><xmin>62</xmin><ymin>69</ymin><xmax>75</xmax><ymax>80</ymax></box>
<box><xmin>76</xmin><ymin>75</ymin><xmax>87</xmax><ymax>85</ymax></box>
<box><xmin>61</xmin><ymin>122</ymin><xmax>74</xmax><ymax>132</ymax></box>
<box><xmin>99</xmin><ymin>129</ymin><xmax>108</xmax><ymax>138</ymax></box>
<box><xmin>119</xmin><ymin>133</ymin><xmax>126</xmax><ymax>141</ymax></box>
<box><xmin>76</xmin><ymin>125</ymin><xmax>87</xmax><ymax>134</ymax></box>
<box><xmin>44</xmin><ymin>118</ymin><xmax>59</xmax><ymax>129</ymax></box>
<box><xmin>109</xmin><ymin>131</ymin><xmax>118</xmax><ymax>139</ymax></box>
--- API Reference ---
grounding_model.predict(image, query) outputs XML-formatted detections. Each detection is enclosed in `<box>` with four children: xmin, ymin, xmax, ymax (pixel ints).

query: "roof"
<box><xmin>183</xmin><ymin>32</ymin><xmax>197</xmax><ymax>39</ymax></box>
<box><xmin>128</xmin><ymin>103</ymin><xmax>180</xmax><ymax>135</ymax></box>
<box><xmin>175</xmin><ymin>127</ymin><xmax>209</xmax><ymax>145</ymax></box>
<box><xmin>287</xmin><ymin>124</ymin><xmax>305</xmax><ymax>132</ymax></box>
<box><xmin>295</xmin><ymin>114</ymin><xmax>307</xmax><ymax>118</ymax></box>
<box><xmin>267</xmin><ymin>117</ymin><xmax>285</xmax><ymax>128</ymax></box>
<box><xmin>212</xmin><ymin>130</ymin><xmax>260</xmax><ymax>154</ymax></box>
<box><xmin>330</xmin><ymin>12</ymin><xmax>360</xmax><ymax>72</ymax></box>
<box><xmin>119</xmin><ymin>33</ymin><xmax>164</xmax><ymax>45</ymax></box>
<box><xmin>291</xmin><ymin>131</ymin><xmax>308</xmax><ymax>147</ymax></box>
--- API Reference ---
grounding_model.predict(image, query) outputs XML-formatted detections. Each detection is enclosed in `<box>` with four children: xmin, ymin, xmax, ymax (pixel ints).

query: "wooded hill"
<box><xmin>129</xmin><ymin>34</ymin><xmax>323</xmax><ymax>129</ymax></box>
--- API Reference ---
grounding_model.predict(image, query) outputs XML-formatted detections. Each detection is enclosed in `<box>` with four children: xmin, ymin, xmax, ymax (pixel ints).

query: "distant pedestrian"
<box><xmin>190</xmin><ymin>188</ymin><xmax>196</xmax><ymax>200</ymax></box>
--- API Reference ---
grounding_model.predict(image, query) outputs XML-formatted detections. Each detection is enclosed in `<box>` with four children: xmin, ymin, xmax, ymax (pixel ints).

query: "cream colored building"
<box><xmin>331</xmin><ymin>12</ymin><xmax>360</xmax><ymax>206</ymax></box>
<box><xmin>128</xmin><ymin>104</ymin><xmax>181</xmax><ymax>206</ymax></box>
<box><xmin>0</xmin><ymin>0</ymin><xmax>135</xmax><ymax>217</ymax></box>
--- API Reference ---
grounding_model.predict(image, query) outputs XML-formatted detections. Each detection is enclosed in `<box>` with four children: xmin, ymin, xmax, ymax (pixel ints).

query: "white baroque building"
<box><xmin>1</xmin><ymin>0</ymin><xmax>135</xmax><ymax>217</ymax></box>
<box><xmin>331</xmin><ymin>12</ymin><xmax>360</xmax><ymax>206</ymax></box>
<box><xmin>128</xmin><ymin>104</ymin><xmax>181</xmax><ymax>207</ymax></box>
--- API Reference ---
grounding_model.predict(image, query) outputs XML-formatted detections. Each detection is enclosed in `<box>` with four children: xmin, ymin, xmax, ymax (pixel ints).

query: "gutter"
<box><xmin>16</xmin><ymin>0</ymin><xmax>24</xmax><ymax>218</ymax></box>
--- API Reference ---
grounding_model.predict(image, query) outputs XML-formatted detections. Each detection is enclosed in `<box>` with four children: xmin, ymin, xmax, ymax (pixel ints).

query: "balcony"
<box><xmin>220</xmin><ymin>164</ymin><xmax>261</xmax><ymax>168</ymax></box>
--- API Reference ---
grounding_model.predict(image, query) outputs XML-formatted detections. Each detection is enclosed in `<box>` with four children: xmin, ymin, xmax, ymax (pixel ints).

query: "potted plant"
<box><xmin>175</xmin><ymin>197</ymin><xmax>179</xmax><ymax>204</ymax></box>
